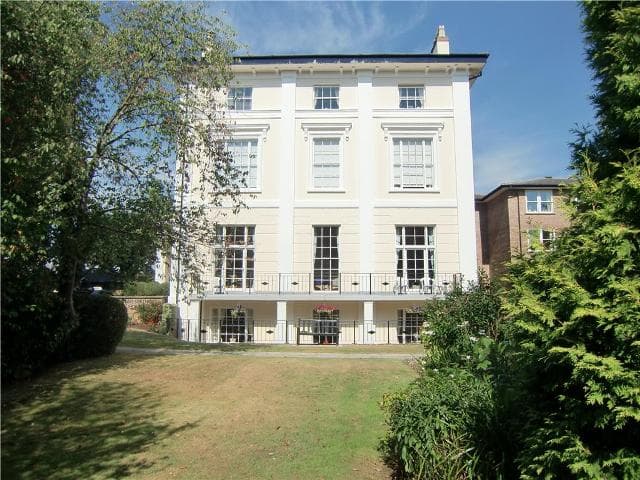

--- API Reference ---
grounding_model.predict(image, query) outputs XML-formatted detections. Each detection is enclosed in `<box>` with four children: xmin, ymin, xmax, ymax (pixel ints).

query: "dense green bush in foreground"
<box><xmin>60</xmin><ymin>293</ymin><xmax>128</xmax><ymax>360</ymax></box>
<box><xmin>381</xmin><ymin>280</ymin><xmax>508</xmax><ymax>479</ymax></box>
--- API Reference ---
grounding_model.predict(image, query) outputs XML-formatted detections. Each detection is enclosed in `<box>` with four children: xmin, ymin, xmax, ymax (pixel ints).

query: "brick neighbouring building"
<box><xmin>475</xmin><ymin>177</ymin><xmax>572</xmax><ymax>279</ymax></box>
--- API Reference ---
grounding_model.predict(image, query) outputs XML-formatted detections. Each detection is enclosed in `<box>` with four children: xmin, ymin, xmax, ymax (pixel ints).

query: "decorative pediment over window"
<box><xmin>380</xmin><ymin>122</ymin><xmax>444</xmax><ymax>142</ymax></box>
<box><xmin>229</xmin><ymin>123</ymin><xmax>270</xmax><ymax>141</ymax></box>
<box><xmin>301</xmin><ymin>122</ymin><xmax>351</xmax><ymax>141</ymax></box>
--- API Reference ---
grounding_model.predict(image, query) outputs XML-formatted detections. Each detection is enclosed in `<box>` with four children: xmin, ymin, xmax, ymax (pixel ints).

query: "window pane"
<box><xmin>399</xmin><ymin>85</ymin><xmax>424</xmax><ymax>109</ymax></box>
<box><xmin>227</xmin><ymin>87</ymin><xmax>252</xmax><ymax>111</ymax></box>
<box><xmin>397</xmin><ymin>225</ymin><xmax>435</xmax><ymax>286</ymax></box>
<box><xmin>228</xmin><ymin>139</ymin><xmax>258</xmax><ymax>189</ymax></box>
<box><xmin>313</xmin><ymin>226</ymin><xmax>339</xmax><ymax>291</ymax></box>
<box><xmin>312</xmin><ymin>138</ymin><xmax>340</xmax><ymax>188</ymax></box>
<box><xmin>314</xmin><ymin>86</ymin><xmax>339</xmax><ymax>110</ymax></box>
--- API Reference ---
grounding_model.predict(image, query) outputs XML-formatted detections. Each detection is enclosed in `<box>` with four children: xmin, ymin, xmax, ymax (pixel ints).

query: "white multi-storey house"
<box><xmin>172</xmin><ymin>26</ymin><xmax>488</xmax><ymax>345</ymax></box>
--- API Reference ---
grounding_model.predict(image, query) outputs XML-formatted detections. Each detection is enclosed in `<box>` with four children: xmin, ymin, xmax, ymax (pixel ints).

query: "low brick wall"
<box><xmin>113</xmin><ymin>295</ymin><xmax>167</xmax><ymax>325</ymax></box>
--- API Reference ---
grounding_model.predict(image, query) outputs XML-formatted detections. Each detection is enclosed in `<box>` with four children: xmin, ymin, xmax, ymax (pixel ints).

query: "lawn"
<box><xmin>121</xmin><ymin>328</ymin><xmax>425</xmax><ymax>354</ymax></box>
<box><xmin>2</xmin><ymin>352</ymin><xmax>416</xmax><ymax>479</ymax></box>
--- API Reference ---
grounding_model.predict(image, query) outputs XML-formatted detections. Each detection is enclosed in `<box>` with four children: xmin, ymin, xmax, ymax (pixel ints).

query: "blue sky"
<box><xmin>210</xmin><ymin>1</ymin><xmax>595</xmax><ymax>194</ymax></box>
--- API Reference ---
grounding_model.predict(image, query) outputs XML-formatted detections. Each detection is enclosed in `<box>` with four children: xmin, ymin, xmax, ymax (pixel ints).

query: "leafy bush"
<box><xmin>381</xmin><ymin>369</ymin><xmax>494</xmax><ymax>480</ymax></box>
<box><xmin>161</xmin><ymin>304</ymin><xmax>177</xmax><ymax>335</ymax></box>
<box><xmin>502</xmin><ymin>163</ymin><xmax>640</xmax><ymax>479</ymax></box>
<box><xmin>422</xmin><ymin>276</ymin><xmax>503</xmax><ymax>373</ymax></box>
<box><xmin>135</xmin><ymin>302</ymin><xmax>163</xmax><ymax>330</ymax></box>
<box><xmin>62</xmin><ymin>293</ymin><xmax>128</xmax><ymax>360</ymax></box>
<box><xmin>382</xmin><ymin>278</ymin><xmax>511</xmax><ymax>479</ymax></box>
<box><xmin>1</xmin><ymin>276</ymin><xmax>70</xmax><ymax>382</ymax></box>
<box><xmin>122</xmin><ymin>281</ymin><xmax>168</xmax><ymax>296</ymax></box>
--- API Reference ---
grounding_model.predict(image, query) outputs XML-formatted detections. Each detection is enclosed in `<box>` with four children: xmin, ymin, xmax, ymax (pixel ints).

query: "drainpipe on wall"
<box><xmin>516</xmin><ymin>190</ymin><xmax>523</xmax><ymax>255</ymax></box>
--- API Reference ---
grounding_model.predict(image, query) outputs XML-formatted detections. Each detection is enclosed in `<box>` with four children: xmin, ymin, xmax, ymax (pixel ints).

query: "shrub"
<box><xmin>422</xmin><ymin>275</ymin><xmax>503</xmax><ymax>373</ymax></box>
<box><xmin>381</xmin><ymin>277</ymin><xmax>513</xmax><ymax>479</ymax></box>
<box><xmin>1</xmin><ymin>284</ymin><xmax>70</xmax><ymax>382</ymax></box>
<box><xmin>161</xmin><ymin>303</ymin><xmax>177</xmax><ymax>335</ymax></box>
<box><xmin>62</xmin><ymin>293</ymin><xmax>128</xmax><ymax>360</ymax></box>
<box><xmin>381</xmin><ymin>369</ymin><xmax>494</xmax><ymax>480</ymax></box>
<box><xmin>135</xmin><ymin>302</ymin><xmax>163</xmax><ymax>330</ymax></box>
<box><xmin>122</xmin><ymin>281</ymin><xmax>168</xmax><ymax>296</ymax></box>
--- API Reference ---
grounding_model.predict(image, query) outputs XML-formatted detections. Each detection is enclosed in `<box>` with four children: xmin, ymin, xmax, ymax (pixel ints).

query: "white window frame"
<box><xmin>214</xmin><ymin>225</ymin><xmax>256</xmax><ymax>291</ymax></box>
<box><xmin>226</xmin><ymin>124</ymin><xmax>269</xmax><ymax>193</ymax></box>
<box><xmin>312</xmin><ymin>225</ymin><xmax>340</xmax><ymax>292</ymax></box>
<box><xmin>310</xmin><ymin>137</ymin><xmax>343</xmax><ymax>191</ymax></box>
<box><xmin>226</xmin><ymin>138</ymin><xmax>260</xmax><ymax>191</ymax></box>
<box><xmin>227</xmin><ymin>87</ymin><xmax>252</xmax><ymax>111</ymax></box>
<box><xmin>313</xmin><ymin>85</ymin><xmax>340</xmax><ymax>110</ymax></box>
<box><xmin>381</xmin><ymin>123</ymin><xmax>442</xmax><ymax>192</ymax></box>
<box><xmin>302</xmin><ymin>123</ymin><xmax>351</xmax><ymax>192</ymax></box>
<box><xmin>527</xmin><ymin>228</ymin><xmax>556</xmax><ymax>252</ymax></box>
<box><xmin>397</xmin><ymin>309</ymin><xmax>423</xmax><ymax>344</ymax></box>
<box><xmin>206</xmin><ymin>307</ymin><xmax>255</xmax><ymax>343</ymax></box>
<box><xmin>399</xmin><ymin>85</ymin><xmax>425</xmax><ymax>109</ymax></box>
<box><xmin>395</xmin><ymin>225</ymin><xmax>436</xmax><ymax>290</ymax></box>
<box><xmin>525</xmin><ymin>189</ymin><xmax>554</xmax><ymax>213</ymax></box>
<box><xmin>391</xmin><ymin>137</ymin><xmax>435</xmax><ymax>190</ymax></box>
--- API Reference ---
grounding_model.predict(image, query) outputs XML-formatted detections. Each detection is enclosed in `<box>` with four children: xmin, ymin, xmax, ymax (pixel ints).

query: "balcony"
<box><xmin>197</xmin><ymin>272</ymin><xmax>461</xmax><ymax>299</ymax></box>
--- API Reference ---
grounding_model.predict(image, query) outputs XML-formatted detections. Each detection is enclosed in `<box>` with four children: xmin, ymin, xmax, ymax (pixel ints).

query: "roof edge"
<box><xmin>233</xmin><ymin>53</ymin><xmax>489</xmax><ymax>65</ymax></box>
<box><xmin>477</xmin><ymin>178</ymin><xmax>573</xmax><ymax>203</ymax></box>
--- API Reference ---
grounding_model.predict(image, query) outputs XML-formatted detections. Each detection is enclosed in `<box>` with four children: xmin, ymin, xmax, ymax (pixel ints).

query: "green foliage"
<box><xmin>1</xmin><ymin>1</ymin><xmax>101</xmax><ymax>382</ymax></box>
<box><xmin>381</xmin><ymin>370</ymin><xmax>493</xmax><ymax>480</ymax></box>
<box><xmin>503</xmin><ymin>161</ymin><xmax>640</xmax><ymax>479</ymax></box>
<box><xmin>123</xmin><ymin>281</ymin><xmax>169</xmax><ymax>297</ymax></box>
<box><xmin>422</xmin><ymin>277</ymin><xmax>503</xmax><ymax>373</ymax></box>
<box><xmin>499</xmin><ymin>3</ymin><xmax>640</xmax><ymax>477</ymax></box>
<box><xmin>382</xmin><ymin>279</ymin><xmax>510</xmax><ymax>479</ymax></box>
<box><xmin>134</xmin><ymin>303</ymin><xmax>163</xmax><ymax>331</ymax></box>
<box><xmin>1</xmin><ymin>1</ymin><xmax>239</xmax><ymax>379</ymax></box>
<box><xmin>575</xmin><ymin>2</ymin><xmax>640</xmax><ymax>181</ymax></box>
<box><xmin>161</xmin><ymin>304</ymin><xmax>178</xmax><ymax>336</ymax></box>
<box><xmin>62</xmin><ymin>293</ymin><xmax>128</xmax><ymax>360</ymax></box>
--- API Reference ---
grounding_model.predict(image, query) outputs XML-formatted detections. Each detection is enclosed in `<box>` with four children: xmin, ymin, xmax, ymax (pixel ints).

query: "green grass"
<box><xmin>121</xmin><ymin>328</ymin><xmax>425</xmax><ymax>354</ymax></box>
<box><xmin>2</xmin><ymin>353</ymin><xmax>416</xmax><ymax>479</ymax></box>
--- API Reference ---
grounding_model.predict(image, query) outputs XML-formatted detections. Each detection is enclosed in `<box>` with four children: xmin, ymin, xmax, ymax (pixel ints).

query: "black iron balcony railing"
<box><xmin>199</xmin><ymin>272</ymin><xmax>461</xmax><ymax>296</ymax></box>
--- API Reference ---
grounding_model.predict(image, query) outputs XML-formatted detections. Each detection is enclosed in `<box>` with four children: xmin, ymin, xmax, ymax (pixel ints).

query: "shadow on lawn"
<box><xmin>1</xmin><ymin>355</ymin><xmax>195</xmax><ymax>480</ymax></box>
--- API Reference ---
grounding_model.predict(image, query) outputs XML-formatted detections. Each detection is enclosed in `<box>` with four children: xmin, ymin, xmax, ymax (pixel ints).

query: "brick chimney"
<box><xmin>431</xmin><ymin>25</ymin><xmax>450</xmax><ymax>54</ymax></box>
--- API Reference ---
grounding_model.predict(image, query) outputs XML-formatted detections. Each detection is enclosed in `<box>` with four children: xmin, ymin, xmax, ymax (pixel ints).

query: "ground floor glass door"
<box><xmin>219</xmin><ymin>308</ymin><xmax>254</xmax><ymax>343</ymax></box>
<box><xmin>397</xmin><ymin>310</ymin><xmax>422</xmax><ymax>344</ymax></box>
<box><xmin>311</xmin><ymin>309</ymin><xmax>340</xmax><ymax>345</ymax></box>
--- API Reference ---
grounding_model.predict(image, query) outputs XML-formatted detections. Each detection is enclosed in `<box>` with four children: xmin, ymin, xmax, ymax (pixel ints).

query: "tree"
<box><xmin>576</xmin><ymin>1</ymin><xmax>640</xmax><ymax>181</ymax></box>
<box><xmin>501</xmin><ymin>2</ymin><xmax>640</xmax><ymax>477</ymax></box>
<box><xmin>2</xmin><ymin>1</ymin><xmax>102</xmax><ymax>380</ymax></box>
<box><xmin>1</xmin><ymin>1</ymin><xmax>242</xmax><ymax>380</ymax></box>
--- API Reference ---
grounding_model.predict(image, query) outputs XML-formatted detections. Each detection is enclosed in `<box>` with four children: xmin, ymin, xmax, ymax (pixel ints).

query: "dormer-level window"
<box><xmin>227</xmin><ymin>87</ymin><xmax>252</xmax><ymax>110</ymax></box>
<box><xmin>526</xmin><ymin>190</ymin><xmax>553</xmax><ymax>213</ymax></box>
<box><xmin>314</xmin><ymin>86</ymin><xmax>339</xmax><ymax>110</ymax></box>
<box><xmin>399</xmin><ymin>86</ymin><xmax>424</xmax><ymax>109</ymax></box>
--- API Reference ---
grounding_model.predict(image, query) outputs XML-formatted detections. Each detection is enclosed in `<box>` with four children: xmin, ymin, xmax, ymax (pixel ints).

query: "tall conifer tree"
<box><xmin>503</xmin><ymin>2</ymin><xmax>640</xmax><ymax>478</ymax></box>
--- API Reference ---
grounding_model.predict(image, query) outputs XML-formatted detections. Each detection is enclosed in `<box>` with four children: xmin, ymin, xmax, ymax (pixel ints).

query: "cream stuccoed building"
<box><xmin>171</xmin><ymin>26</ymin><xmax>488</xmax><ymax>345</ymax></box>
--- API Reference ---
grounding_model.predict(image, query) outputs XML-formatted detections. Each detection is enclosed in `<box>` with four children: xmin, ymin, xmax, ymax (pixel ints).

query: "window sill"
<box><xmin>307</xmin><ymin>189</ymin><xmax>346</xmax><ymax>193</ymax></box>
<box><xmin>525</xmin><ymin>211</ymin><xmax>555</xmax><ymax>215</ymax></box>
<box><xmin>240</xmin><ymin>189</ymin><xmax>262</xmax><ymax>194</ymax></box>
<box><xmin>388</xmin><ymin>188</ymin><xmax>440</xmax><ymax>193</ymax></box>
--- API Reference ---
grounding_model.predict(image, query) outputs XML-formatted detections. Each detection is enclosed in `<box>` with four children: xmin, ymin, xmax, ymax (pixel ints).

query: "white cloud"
<box><xmin>213</xmin><ymin>2</ymin><xmax>428</xmax><ymax>55</ymax></box>
<box><xmin>473</xmin><ymin>136</ymin><xmax>571</xmax><ymax>194</ymax></box>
